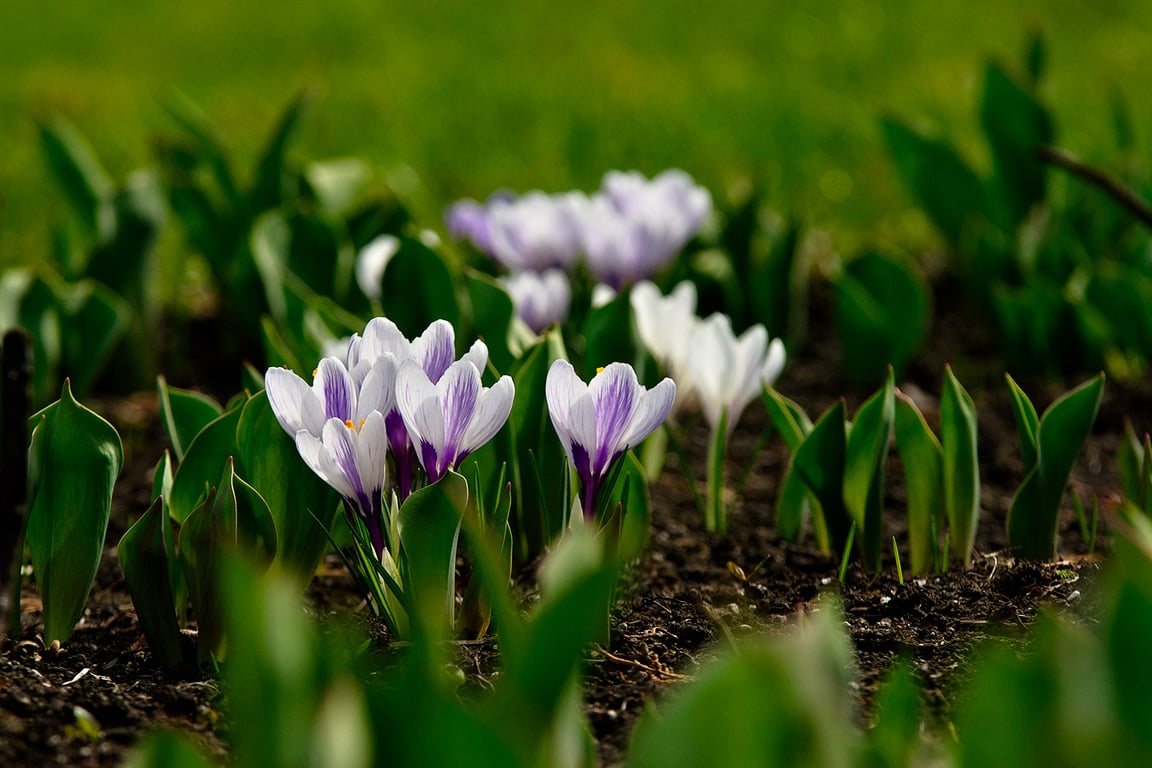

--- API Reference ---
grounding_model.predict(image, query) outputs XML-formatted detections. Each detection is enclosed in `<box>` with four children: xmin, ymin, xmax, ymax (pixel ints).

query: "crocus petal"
<box><xmin>731</xmin><ymin>324</ymin><xmax>769</xmax><ymax>424</ymax></box>
<box><xmin>619</xmin><ymin>377</ymin><xmax>676</xmax><ymax>450</ymax></box>
<box><xmin>413</xmin><ymin>319</ymin><xmax>457</xmax><ymax>383</ymax></box>
<box><xmin>588</xmin><ymin>363</ymin><xmax>641</xmax><ymax>471</ymax></box>
<box><xmin>314</xmin><ymin>357</ymin><xmax>358</xmax><ymax>423</ymax></box>
<box><xmin>356</xmin><ymin>317</ymin><xmax>411</xmax><ymax>367</ymax></box>
<box><xmin>458</xmin><ymin>375</ymin><xmax>514</xmax><ymax>460</ymax></box>
<box><xmin>355</xmin><ymin>355</ymin><xmax>398</xmax><ymax>424</ymax></box>
<box><xmin>691</xmin><ymin>315</ymin><xmax>737</xmax><ymax>430</ymax></box>
<box><xmin>436</xmin><ymin>360</ymin><xmax>482</xmax><ymax>468</ymax></box>
<box><xmin>396</xmin><ymin>359</ymin><xmax>446</xmax><ymax>475</ymax></box>
<box><xmin>266</xmin><ymin>367</ymin><xmax>325</xmax><ymax>437</ymax></box>
<box><xmin>762</xmin><ymin>338</ymin><xmax>787</xmax><ymax>387</ymax></box>
<box><xmin>546</xmin><ymin>359</ymin><xmax>590</xmax><ymax>466</ymax></box>
<box><xmin>461</xmin><ymin>339</ymin><xmax>489</xmax><ymax>377</ymax></box>
<box><xmin>355</xmin><ymin>234</ymin><xmax>400</xmax><ymax>301</ymax></box>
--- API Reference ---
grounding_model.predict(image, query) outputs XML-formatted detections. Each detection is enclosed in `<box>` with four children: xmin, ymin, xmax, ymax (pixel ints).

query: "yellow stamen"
<box><xmin>343</xmin><ymin>418</ymin><xmax>366</xmax><ymax>432</ymax></box>
<box><xmin>596</xmin><ymin>366</ymin><xmax>605</xmax><ymax>375</ymax></box>
<box><xmin>313</xmin><ymin>368</ymin><xmax>319</xmax><ymax>378</ymax></box>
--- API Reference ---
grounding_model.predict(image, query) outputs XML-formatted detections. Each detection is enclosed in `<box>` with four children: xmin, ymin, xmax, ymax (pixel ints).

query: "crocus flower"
<box><xmin>629</xmin><ymin>280</ymin><xmax>699</xmax><ymax>412</ymax></box>
<box><xmin>395</xmin><ymin>358</ymin><xmax>514</xmax><ymax>483</ymax></box>
<box><xmin>266</xmin><ymin>356</ymin><xmax>395</xmax><ymax>558</ymax></box>
<box><xmin>690</xmin><ymin>314</ymin><xmax>784</xmax><ymax>436</ymax></box>
<box><xmin>355</xmin><ymin>234</ymin><xmax>400</xmax><ymax>301</ymax></box>
<box><xmin>546</xmin><ymin>359</ymin><xmax>675</xmax><ymax>522</ymax></box>
<box><xmin>345</xmin><ymin>317</ymin><xmax>489</xmax><ymax>498</ymax></box>
<box><xmin>500</xmin><ymin>268</ymin><xmax>572</xmax><ymax>334</ymax></box>
<box><xmin>601</xmin><ymin>169</ymin><xmax>712</xmax><ymax>254</ymax></box>
<box><xmin>483</xmin><ymin>191</ymin><xmax>586</xmax><ymax>272</ymax></box>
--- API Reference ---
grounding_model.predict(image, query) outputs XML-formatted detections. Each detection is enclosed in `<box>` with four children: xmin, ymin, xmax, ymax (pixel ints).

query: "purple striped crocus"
<box><xmin>395</xmin><ymin>358</ymin><xmax>515</xmax><ymax>484</ymax></box>
<box><xmin>345</xmin><ymin>317</ymin><xmax>489</xmax><ymax>499</ymax></box>
<box><xmin>266</xmin><ymin>356</ymin><xmax>395</xmax><ymax>558</ymax></box>
<box><xmin>545</xmin><ymin>359</ymin><xmax>675</xmax><ymax>522</ymax></box>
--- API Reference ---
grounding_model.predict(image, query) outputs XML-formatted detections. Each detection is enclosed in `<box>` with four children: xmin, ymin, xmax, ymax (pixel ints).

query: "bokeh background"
<box><xmin>2</xmin><ymin>0</ymin><xmax>1150</xmax><ymax>267</ymax></box>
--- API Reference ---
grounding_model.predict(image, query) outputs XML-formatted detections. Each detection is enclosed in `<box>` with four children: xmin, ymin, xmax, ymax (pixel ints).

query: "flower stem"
<box><xmin>705</xmin><ymin>409</ymin><xmax>729</xmax><ymax>533</ymax></box>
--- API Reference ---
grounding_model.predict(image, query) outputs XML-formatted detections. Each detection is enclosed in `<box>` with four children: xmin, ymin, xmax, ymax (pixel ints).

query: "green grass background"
<box><xmin>2</xmin><ymin>0</ymin><xmax>1149</xmax><ymax>267</ymax></box>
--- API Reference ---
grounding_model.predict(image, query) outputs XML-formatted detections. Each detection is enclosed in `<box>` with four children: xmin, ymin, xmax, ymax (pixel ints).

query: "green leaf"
<box><xmin>304</xmin><ymin>158</ymin><xmax>369</xmax><ymax>218</ymax></box>
<box><xmin>236</xmin><ymin>391</ymin><xmax>340</xmax><ymax>588</ymax></box>
<box><xmin>835</xmin><ymin>253</ymin><xmax>929</xmax><ymax>386</ymax></box>
<box><xmin>26</xmin><ymin>380</ymin><xmax>123</xmax><ymax>643</ymax></box>
<box><xmin>630</xmin><ymin>600</ymin><xmax>855</xmax><ymax>768</ymax></box>
<box><xmin>793</xmin><ymin>400</ymin><xmax>850</xmax><ymax>556</ymax></box>
<box><xmin>39</xmin><ymin>118</ymin><xmax>115</xmax><ymax>245</ymax></box>
<box><xmin>397</xmin><ymin>472</ymin><xmax>467</xmax><ymax>643</ymax></box>
<box><xmin>607</xmin><ymin>451</ymin><xmax>651</xmax><ymax>561</ymax></box>
<box><xmin>117</xmin><ymin>497</ymin><xmax>191</xmax><ymax>671</ymax></box>
<box><xmin>1005</xmin><ymin>373</ymin><xmax>1040</xmax><ymax>473</ymax></box>
<box><xmin>249</xmin><ymin>89</ymin><xmax>313</xmax><ymax>212</ymax></box>
<box><xmin>1007</xmin><ymin>373</ymin><xmax>1104</xmax><ymax>559</ymax></box>
<box><xmin>54</xmin><ymin>277</ymin><xmax>132</xmax><ymax>398</ymax></box>
<box><xmin>881</xmin><ymin>116</ymin><xmax>988</xmax><ymax>247</ymax></box>
<box><xmin>980</xmin><ymin>60</ymin><xmax>1053</xmax><ymax>228</ymax></box>
<box><xmin>941</xmin><ymin>366</ymin><xmax>980</xmax><ymax>568</ymax></box>
<box><xmin>866</xmin><ymin>660</ymin><xmax>923</xmax><ymax>768</ymax></box>
<box><xmin>179</xmin><ymin>457</ymin><xmax>276</xmax><ymax>662</ymax></box>
<box><xmin>485</xmin><ymin>527</ymin><xmax>619</xmax><ymax>750</ymax></box>
<box><xmin>762</xmin><ymin>387</ymin><xmax>812</xmax><ymax>452</ymax></box>
<box><xmin>1118</xmin><ymin>420</ymin><xmax>1145</xmax><ymax>507</ymax></box>
<box><xmin>168</xmin><ymin>398</ymin><xmax>246</xmax><ymax>523</ymax></box>
<box><xmin>378</xmin><ymin>236</ymin><xmax>460</xmax><ymax>339</ymax></box>
<box><xmin>844</xmin><ymin>370</ymin><xmax>894</xmax><ymax>571</ymax></box>
<box><xmin>464</xmin><ymin>269</ymin><xmax>518</xmax><ymax>375</ymax></box>
<box><xmin>583</xmin><ymin>290</ymin><xmax>637</xmax><ymax>372</ymax></box>
<box><xmin>157</xmin><ymin>375</ymin><xmax>223</xmax><ymax>463</ymax></box>
<box><xmin>250</xmin><ymin>211</ymin><xmax>291</xmax><ymax>325</ymax></box>
<box><xmin>894</xmin><ymin>392</ymin><xmax>944</xmax><ymax>575</ymax></box>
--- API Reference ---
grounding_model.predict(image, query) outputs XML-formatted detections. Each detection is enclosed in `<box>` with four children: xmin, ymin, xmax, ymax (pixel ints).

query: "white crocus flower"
<box><xmin>355</xmin><ymin>234</ymin><xmax>401</xmax><ymax>301</ymax></box>
<box><xmin>630</xmin><ymin>280</ymin><xmax>700</xmax><ymax>413</ymax></box>
<box><xmin>691</xmin><ymin>314</ymin><xmax>773</xmax><ymax>437</ymax></box>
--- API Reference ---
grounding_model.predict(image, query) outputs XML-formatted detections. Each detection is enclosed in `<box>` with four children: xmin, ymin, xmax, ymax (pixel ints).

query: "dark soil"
<box><xmin>0</xmin><ymin>290</ymin><xmax>1141</xmax><ymax>767</ymax></box>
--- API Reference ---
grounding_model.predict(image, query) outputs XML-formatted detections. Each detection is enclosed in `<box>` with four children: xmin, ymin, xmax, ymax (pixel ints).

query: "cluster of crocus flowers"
<box><xmin>266</xmin><ymin>318</ymin><xmax>514</xmax><ymax>560</ymax></box>
<box><xmin>545</xmin><ymin>359</ymin><xmax>675</xmax><ymax>523</ymax></box>
<box><xmin>630</xmin><ymin>279</ymin><xmax>786</xmax><ymax>531</ymax></box>
<box><xmin>446</xmin><ymin>169</ymin><xmax>712</xmax><ymax>331</ymax></box>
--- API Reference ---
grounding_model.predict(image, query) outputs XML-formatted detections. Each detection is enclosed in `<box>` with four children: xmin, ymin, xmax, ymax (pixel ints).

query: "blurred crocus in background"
<box><xmin>449</xmin><ymin>190</ymin><xmax>585</xmax><ymax>273</ymax></box>
<box><xmin>500</xmin><ymin>268</ymin><xmax>572</xmax><ymax>334</ymax></box>
<box><xmin>355</xmin><ymin>234</ymin><xmax>401</xmax><ymax>301</ymax></box>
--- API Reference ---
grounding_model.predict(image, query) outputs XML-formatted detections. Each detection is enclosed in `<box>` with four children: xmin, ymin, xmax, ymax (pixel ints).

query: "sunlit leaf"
<box><xmin>117</xmin><ymin>497</ymin><xmax>191</xmax><ymax>671</ymax></box>
<box><xmin>941</xmin><ymin>366</ymin><xmax>979</xmax><ymax>568</ymax></box>
<box><xmin>168</xmin><ymin>397</ymin><xmax>246</xmax><ymax>524</ymax></box>
<box><xmin>793</xmin><ymin>400</ymin><xmax>850</xmax><ymax>555</ymax></box>
<box><xmin>236</xmin><ymin>391</ymin><xmax>340</xmax><ymax>588</ymax></box>
<box><xmin>397</xmin><ymin>472</ymin><xmax>467</xmax><ymax>642</ymax></box>
<box><xmin>157</xmin><ymin>375</ymin><xmax>223</xmax><ymax>464</ymax></box>
<box><xmin>894</xmin><ymin>392</ymin><xmax>944</xmax><ymax>574</ymax></box>
<box><xmin>844</xmin><ymin>369</ymin><xmax>894</xmax><ymax>570</ymax></box>
<box><xmin>26</xmin><ymin>380</ymin><xmax>123</xmax><ymax>643</ymax></box>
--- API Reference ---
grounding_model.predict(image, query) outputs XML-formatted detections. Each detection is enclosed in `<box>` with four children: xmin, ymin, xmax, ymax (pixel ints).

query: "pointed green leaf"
<box><xmin>249</xmin><ymin>89</ymin><xmax>312</xmax><ymax>212</ymax></box>
<box><xmin>1005</xmin><ymin>373</ymin><xmax>1040</xmax><ymax>473</ymax></box>
<box><xmin>39</xmin><ymin>118</ymin><xmax>115</xmax><ymax>245</ymax></box>
<box><xmin>793</xmin><ymin>400</ymin><xmax>850</xmax><ymax>555</ymax></box>
<box><xmin>169</xmin><ymin>397</ymin><xmax>246</xmax><ymax>523</ymax></box>
<box><xmin>1118</xmin><ymin>420</ymin><xmax>1145</xmax><ymax>507</ymax></box>
<box><xmin>1007</xmin><ymin>373</ymin><xmax>1104</xmax><ymax>559</ymax></box>
<box><xmin>894</xmin><ymin>392</ymin><xmax>944</xmax><ymax>574</ymax></box>
<box><xmin>762</xmin><ymin>386</ymin><xmax>812</xmax><ymax>452</ymax></box>
<box><xmin>397</xmin><ymin>472</ymin><xmax>467</xmax><ymax>642</ymax></box>
<box><xmin>236</xmin><ymin>391</ymin><xmax>339</xmax><ymax>587</ymax></box>
<box><xmin>26</xmin><ymin>380</ymin><xmax>123</xmax><ymax>643</ymax></box>
<box><xmin>157</xmin><ymin>375</ymin><xmax>223</xmax><ymax>463</ymax></box>
<box><xmin>607</xmin><ymin>451</ymin><xmax>651</xmax><ymax>561</ymax></box>
<box><xmin>844</xmin><ymin>370</ymin><xmax>894</xmax><ymax>570</ymax></box>
<box><xmin>941</xmin><ymin>366</ymin><xmax>980</xmax><ymax>568</ymax></box>
<box><xmin>881</xmin><ymin>116</ymin><xmax>988</xmax><ymax>247</ymax></box>
<box><xmin>980</xmin><ymin>60</ymin><xmax>1053</xmax><ymax>228</ymax></box>
<box><xmin>117</xmin><ymin>497</ymin><xmax>191</xmax><ymax>671</ymax></box>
